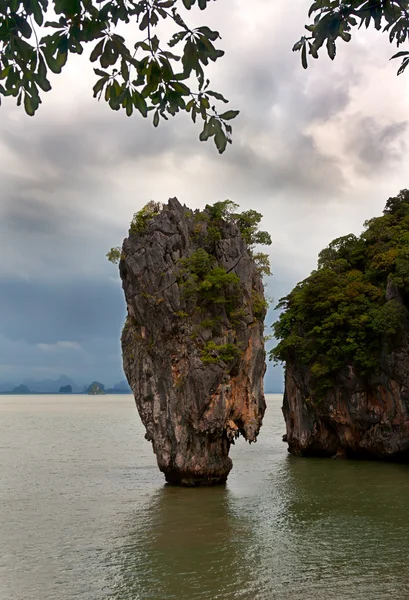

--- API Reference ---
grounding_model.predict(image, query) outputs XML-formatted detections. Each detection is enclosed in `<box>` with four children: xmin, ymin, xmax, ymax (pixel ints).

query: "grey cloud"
<box><xmin>347</xmin><ymin>116</ymin><xmax>408</xmax><ymax>169</ymax></box>
<box><xmin>219</xmin><ymin>131</ymin><xmax>346</xmax><ymax>201</ymax></box>
<box><xmin>303</xmin><ymin>83</ymin><xmax>351</xmax><ymax>122</ymax></box>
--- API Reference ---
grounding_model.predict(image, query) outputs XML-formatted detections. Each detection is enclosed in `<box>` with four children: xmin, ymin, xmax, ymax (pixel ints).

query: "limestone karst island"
<box><xmin>107</xmin><ymin>190</ymin><xmax>409</xmax><ymax>488</ymax></box>
<box><xmin>114</xmin><ymin>198</ymin><xmax>270</xmax><ymax>485</ymax></box>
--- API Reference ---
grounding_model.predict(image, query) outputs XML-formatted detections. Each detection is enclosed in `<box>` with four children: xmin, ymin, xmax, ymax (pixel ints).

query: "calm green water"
<box><xmin>1</xmin><ymin>394</ymin><xmax>409</xmax><ymax>600</ymax></box>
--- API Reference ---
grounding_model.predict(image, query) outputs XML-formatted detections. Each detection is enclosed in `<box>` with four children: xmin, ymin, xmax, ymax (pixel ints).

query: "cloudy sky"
<box><xmin>0</xmin><ymin>0</ymin><xmax>408</xmax><ymax>390</ymax></box>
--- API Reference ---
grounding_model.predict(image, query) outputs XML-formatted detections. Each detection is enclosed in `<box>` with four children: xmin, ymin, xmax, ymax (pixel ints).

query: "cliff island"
<box><xmin>114</xmin><ymin>198</ymin><xmax>271</xmax><ymax>485</ymax></box>
<box><xmin>273</xmin><ymin>190</ymin><xmax>409</xmax><ymax>462</ymax></box>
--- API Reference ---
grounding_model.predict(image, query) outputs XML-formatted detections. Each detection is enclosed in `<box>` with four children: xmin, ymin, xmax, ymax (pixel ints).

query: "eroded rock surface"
<box><xmin>283</xmin><ymin>289</ymin><xmax>409</xmax><ymax>461</ymax></box>
<box><xmin>119</xmin><ymin>198</ymin><xmax>266</xmax><ymax>485</ymax></box>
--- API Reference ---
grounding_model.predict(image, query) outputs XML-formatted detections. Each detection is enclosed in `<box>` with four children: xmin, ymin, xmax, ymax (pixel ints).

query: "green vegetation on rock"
<box><xmin>272</xmin><ymin>189</ymin><xmax>409</xmax><ymax>399</ymax></box>
<box><xmin>129</xmin><ymin>201</ymin><xmax>162</xmax><ymax>235</ymax></box>
<box><xmin>179</xmin><ymin>248</ymin><xmax>241</xmax><ymax>307</ymax></box>
<box><xmin>106</xmin><ymin>246</ymin><xmax>122</xmax><ymax>264</ymax></box>
<box><xmin>204</xmin><ymin>200</ymin><xmax>272</xmax><ymax>250</ymax></box>
<box><xmin>87</xmin><ymin>381</ymin><xmax>105</xmax><ymax>395</ymax></box>
<box><xmin>201</xmin><ymin>341</ymin><xmax>242</xmax><ymax>364</ymax></box>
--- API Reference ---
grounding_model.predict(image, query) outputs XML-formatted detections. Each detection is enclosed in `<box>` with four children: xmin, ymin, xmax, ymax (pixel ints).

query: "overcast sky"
<box><xmin>0</xmin><ymin>0</ymin><xmax>408</xmax><ymax>389</ymax></box>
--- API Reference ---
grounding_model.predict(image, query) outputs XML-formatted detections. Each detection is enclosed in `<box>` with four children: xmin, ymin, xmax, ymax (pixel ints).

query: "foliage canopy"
<box><xmin>4</xmin><ymin>1</ymin><xmax>409</xmax><ymax>156</ymax></box>
<box><xmin>296</xmin><ymin>1</ymin><xmax>409</xmax><ymax>75</ymax></box>
<box><xmin>272</xmin><ymin>189</ymin><xmax>409</xmax><ymax>399</ymax></box>
<box><xmin>0</xmin><ymin>0</ymin><xmax>237</xmax><ymax>152</ymax></box>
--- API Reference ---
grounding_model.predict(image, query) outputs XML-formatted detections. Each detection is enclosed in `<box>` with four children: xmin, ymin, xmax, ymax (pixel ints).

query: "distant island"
<box><xmin>0</xmin><ymin>375</ymin><xmax>131</xmax><ymax>395</ymax></box>
<box><xmin>86</xmin><ymin>382</ymin><xmax>105</xmax><ymax>395</ymax></box>
<box><xmin>59</xmin><ymin>385</ymin><xmax>72</xmax><ymax>393</ymax></box>
<box><xmin>0</xmin><ymin>373</ymin><xmax>282</xmax><ymax>396</ymax></box>
<box><xmin>12</xmin><ymin>384</ymin><xmax>31</xmax><ymax>394</ymax></box>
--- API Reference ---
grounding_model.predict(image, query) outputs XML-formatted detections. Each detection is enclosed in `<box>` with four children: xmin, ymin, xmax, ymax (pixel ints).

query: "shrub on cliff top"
<box><xmin>108</xmin><ymin>199</ymin><xmax>272</xmax><ymax>276</ymax></box>
<box><xmin>129</xmin><ymin>201</ymin><xmax>162</xmax><ymax>235</ymax></box>
<box><xmin>272</xmin><ymin>189</ymin><xmax>409</xmax><ymax>399</ymax></box>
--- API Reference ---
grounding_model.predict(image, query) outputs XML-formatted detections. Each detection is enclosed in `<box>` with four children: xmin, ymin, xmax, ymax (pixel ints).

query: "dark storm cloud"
<box><xmin>0</xmin><ymin>278</ymin><xmax>125</xmax><ymax>344</ymax></box>
<box><xmin>3</xmin><ymin>197</ymin><xmax>67</xmax><ymax>235</ymax></box>
<box><xmin>0</xmin><ymin>277</ymin><xmax>126</xmax><ymax>385</ymax></box>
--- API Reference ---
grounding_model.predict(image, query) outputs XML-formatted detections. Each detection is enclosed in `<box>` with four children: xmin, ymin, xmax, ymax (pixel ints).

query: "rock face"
<box><xmin>120</xmin><ymin>198</ymin><xmax>267</xmax><ymax>485</ymax></box>
<box><xmin>283</xmin><ymin>281</ymin><xmax>409</xmax><ymax>461</ymax></box>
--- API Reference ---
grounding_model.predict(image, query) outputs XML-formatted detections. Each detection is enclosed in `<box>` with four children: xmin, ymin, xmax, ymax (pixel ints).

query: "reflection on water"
<box><xmin>106</xmin><ymin>486</ymin><xmax>254</xmax><ymax>600</ymax></box>
<box><xmin>2</xmin><ymin>394</ymin><xmax>409</xmax><ymax>600</ymax></box>
<box><xmin>277</xmin><ymin>458</ymin><xmax>409</xmax><ymax>599</ymax></box>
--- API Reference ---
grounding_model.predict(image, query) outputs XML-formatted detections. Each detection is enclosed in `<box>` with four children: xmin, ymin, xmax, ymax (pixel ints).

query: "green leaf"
<box><xmin>153</xmin><ymin>110</ymin><xmax>160</xmax><ymax>127</ymax></box>
<box><xmin>15</xmin><ymin>15</ymin><xmax>32</xmax><ymax>39</ymax></box>
<box><xmin>397</xmin><ymin>57</ymin><xmax>409</xmax><ymax>76</ymax></box>
<box><xmin>24</xmin><ymin>92</ymin><xmax>35</xmax><ymax>116</ymax></box>
<box><xmin>214</xmin><ymin>122</ymin><xmax>227</xmax><ymax>154</ymax></box>
<box><xmin>125</xmin><ymin>94</ymin><xmax>133</xmax><ymax>116</ymax></box>
<box><xmin>38</xmin><ymin>54</ymin><xmax>47</xmax><ymax>80</ymax></box>
<box><xmin>133</xmin><ymin>91</ymin><xmax>148</xmax><ymax>117</ymax></box>
<box><xmin>182</xmin><ymin>39</ymin><xmax>198</xmax><ymax>74</ymax></box>
<box><xmin>94</xmin><ymin>68</ymin><xmax>109</xmax><ymax>78</ymax></box>
<box><xmin>293</xmin><ymin>39</ymin><xmax>304</xmax><ymax>52</ymax></box>
<box><xmin>171</xmin><ymin>81</ymin><xmax>190</xmax><ymax>95</ymax></box>
<box><xmin>219</xmin><ymin>110</ymin><xmax>239</xmax><ymax>120</ymax></box>
<box><xmin>139</xmin><ymin>12</ymin><xmax>149</xmax><ymax>31</ymax></box>
<box><xmin>90</xmin><ymin>38</ymin><xmax>105</xmax><ymax>62</ymax></box>
<box><xmin>199</xmin><ymin>120</ymin><xmax>214</xmax><ymax>141</ymax></box>
<box><xmin>326</xmin><ymin>37</ymin><xmax>336</xmax><ymax>60</ymax></box>
<box><xmin>391</xmin><ymin>51</ymin><xmax>409</xmax><ymax>60</ymax></box>
<box><xmin>43</xmin><ymin>50</ymin><xmax>62</xmax><ymax>74</ymax></box>
<box><xmin>35</xmin><ymin>73</ymin><xmax>51</xmax><ymax>92</ymax></box>
<box><xmin>197</xmin><ymin>26</ymin><xmax>220</xmax><ymax>41</ymax></box>
<box><xmin>301</xmin><ymin>41</ymin><xmax>308</xmax><ymax>69</ymax></box>
<box><xmin>168</xmin><ymin>31</ymin><xmax>187</xmax><ymax>48</ymax></box>
<box><xmin>121</xmin><ymin>58</ymin><xmax>129</xmax><ymax>81</ymax></box>
<box><xmin>134</xmin><ymin>41</ymin><xmax>151</xmax><ymax>52</ymax></box>
<box><xmin>0</xmin><ymin>66</ymin><xmax>10</xmax><ymax>81</ymax></box>
<box><xmin>56</xmin><ymin>49</ymin><xmax>68</xmax><ymax>69</ymax></box>
<box><xmin>309</xmin><ymin>42</ymin><xmax>319</xmax><ymax>59</ymax></box>
<box><xmin>93</xmin><ymin>77</ymin><xmax>106</xmax><ymax>97</ymax></box>
<box><xmin>207</xmin><ymin>90</ymin><xmax>228</xmax><ymax>103</ymax></box>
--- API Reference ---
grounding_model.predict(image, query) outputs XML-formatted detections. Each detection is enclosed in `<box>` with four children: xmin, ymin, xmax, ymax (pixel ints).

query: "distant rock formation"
<box><xmin>59</xmin><ymin>384</ymin><xmax>72</xmax><ymax>393</ymax></box>
<box><xmin>24</xmin><ymin>375</ymin><xmax>79</xmax><ymax>393</ymax></box>
<box><xmin>12</xmin><ymin>384</ymin><xmax>31</xmax><ymax>394</ymax></box>
<box><xmin>86</xmin><ymin>382</ymin><xmax>105</xmax><ymax>395</ymax></box>
<box><xmin>119</xmin><ymin>198</ymin><xmax>267</xmax><ymax>486</ymax></box>
<box><xmin>105</xmin><ymin>380</ymin><xmax>132</xmax><ymax>394</ymax></box>
<box><xmin>113</xmin><ymin>380</ymin><xmax>132</xmax><ymax>392</ymax></box>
